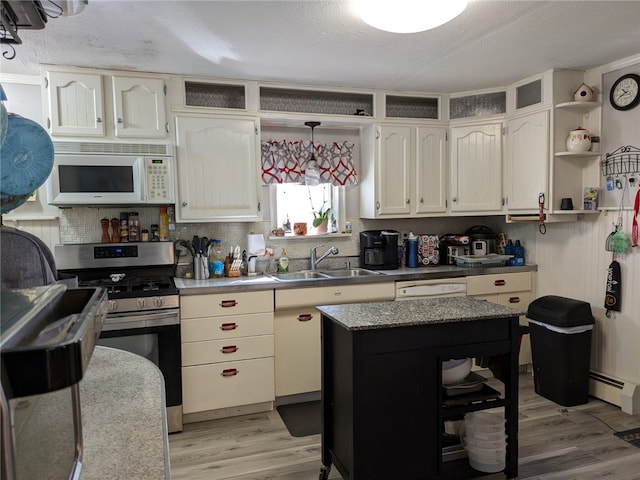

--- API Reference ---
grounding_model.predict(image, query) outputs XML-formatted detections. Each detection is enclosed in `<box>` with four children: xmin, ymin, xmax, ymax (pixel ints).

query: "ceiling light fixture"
<box><xmin>304</xmin><ymin>121</ymin><xmax>321</xmax><ymax>186</ymax></box>
<box><xmin>353</xmin><ymin>0</ymin><xmax>468</xmax><ymax>34</ymax></box>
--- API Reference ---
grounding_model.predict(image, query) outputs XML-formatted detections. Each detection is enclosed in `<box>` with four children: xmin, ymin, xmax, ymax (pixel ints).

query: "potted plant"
<box><xmin>312</xmin><ymin>203</ymin><xmax>331</xmax><ymax>233</ymax></box>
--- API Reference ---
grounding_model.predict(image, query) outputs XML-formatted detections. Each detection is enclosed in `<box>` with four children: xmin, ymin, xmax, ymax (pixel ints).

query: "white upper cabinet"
<box><xmin>449</xmin><ymin>122</ymin><xmax>503</xmax><ymax>213</ymax></box>
<box><xmin>505</xmin><ymin>110</ymin><xmax>549</xmax><ymax>211</ymax></box>
<box><xmin>415</xmin><ymin>126</ymin><xmax>447</xmax><ymax>214</ymax></box>
<box><xmin>44</xmin><ymin>69</ymin><xmax>168</xmax><ymax>139</ymax></box>
<box><xmin>360</xmin><ymin>124</ymin><xmax>446</xmax><ymax>218</ymax></box>
<box><xmin>174</xmin><ymin>113</ymin><xmax>261</xmax><ymax>222</ymax></box>
<box><xmin>112</xmin><ymin>76</ymin><xmax>167</xmax><ymax>138</ymax></box>
<box><xmin>45</xmin><ymin>71</ymin><xmax>105</xmax><ymax>137</ymax></box>
<box><xmin>376</xmin><ymin>125</ymin><xmax>412</xmax><ymax>216</ymax></box>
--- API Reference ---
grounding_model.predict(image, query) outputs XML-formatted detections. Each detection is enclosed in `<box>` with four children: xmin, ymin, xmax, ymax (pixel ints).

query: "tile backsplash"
<box><xmin>58</xmin><ymin>206</ymin><xmax>537</xmax><ymax>276</ymax></box>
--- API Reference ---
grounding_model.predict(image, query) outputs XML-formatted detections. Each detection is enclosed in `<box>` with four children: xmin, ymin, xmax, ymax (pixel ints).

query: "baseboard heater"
<box><xmin>589</xmin><ymin>370</ymin><xmax>640</xmax><ymax>414</ymax></box>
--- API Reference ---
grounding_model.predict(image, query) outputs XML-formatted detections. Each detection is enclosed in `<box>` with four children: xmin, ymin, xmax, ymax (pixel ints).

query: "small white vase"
<box><xmin>566</xmin><ymin>128</ymin><xmax>591</xmax><ymax>152</ymax></box>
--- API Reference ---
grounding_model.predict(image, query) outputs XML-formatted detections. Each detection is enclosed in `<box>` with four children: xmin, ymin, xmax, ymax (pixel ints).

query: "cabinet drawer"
<box><xmin>182</xmin><ymin>357</ymin><xmax>274</xmax><ymax>413</ymax></box>
<box><xmin>181</xmin><ymin>290</ymin><xmax>273</xmax><ymax>319</ymax></box>
<box><xmin>466</xmin><ymin>272</ymin><xmax>531</xmax><ymax>296</ymax></box>
<box><xmin>275</xmin><ymin>282</ymin><xmax>394</xmax><ymax>310</ymax></box>
<box><xmin>182</xmin><ymin>335</ymin><xmax>274</xmax><ymax>366</ymax></box>
<box><xmin>181</xmin><ymin>312</ymin><xmax>273</xmax><ymax>342</ymax></box>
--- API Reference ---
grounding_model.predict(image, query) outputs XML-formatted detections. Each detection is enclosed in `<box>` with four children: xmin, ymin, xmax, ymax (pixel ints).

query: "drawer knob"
<box><xmin>297</xmin><ymin>313</ymin><xmax>313</xmax><ymax>322</ymax></box>
<box><xmin>221</xmin><ymin>368</ymin><xmax>239</xmax><ymax>377</ymax></box>
<box><xmin>220</xmin><ymin>322</ymin><xmax>238</xmax><ymax>331</ymax></box>
<box><xmin>494</xmin><ymin>279</ymin><xmax>506</xmax><ymax>286</ymax></box>
<box><xmin>220</xmin><ymin>299</ymin><xmax>238</xmax><ymax>308</ymax></box>
<box><xmin>509</xmin><ymin>297</ymin><xmax>521</xmax><ymax>303</ymax></box>
<box><xmin>221</xmin><ymin>345</ymin><xmax>239</xmax><ymax>354</ymax></box>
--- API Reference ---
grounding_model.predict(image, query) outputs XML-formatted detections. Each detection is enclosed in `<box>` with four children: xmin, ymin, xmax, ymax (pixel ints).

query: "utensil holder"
<box><xmin>194</xmin><ymin>254</ymin><xmax>207</xmax><ymax>280</ymax></box>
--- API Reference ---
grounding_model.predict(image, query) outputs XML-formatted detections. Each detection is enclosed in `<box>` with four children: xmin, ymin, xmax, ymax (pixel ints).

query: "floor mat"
<box><xmin>276</xmin><ymin>400</ymin><xmax>321</xmax><ymax>437</ymax></box>
<box><xmin>615</xmin><ymin>428</ymin><xmax>640</xmax><ymax>447</ymax></box>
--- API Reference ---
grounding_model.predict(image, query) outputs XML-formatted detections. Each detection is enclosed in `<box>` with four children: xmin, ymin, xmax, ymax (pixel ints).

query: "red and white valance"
<box><xmin>261</xmin><ymin>140</ymin><xmax>358</xmax><ymax>186</ymax></box>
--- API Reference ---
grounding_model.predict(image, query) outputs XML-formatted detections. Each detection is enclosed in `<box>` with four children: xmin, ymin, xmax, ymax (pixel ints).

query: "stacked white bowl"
<box><xmin>463</xmin><ymin>411</ymin><xmax>506</xmax><ymax>473</ymax></box>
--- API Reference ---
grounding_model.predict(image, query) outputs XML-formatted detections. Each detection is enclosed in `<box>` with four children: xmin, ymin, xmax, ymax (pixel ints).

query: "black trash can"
<box><xmin>526</xmin><ymin>295</ymin><xmax>594</xmax><ymax>406</ymax></box>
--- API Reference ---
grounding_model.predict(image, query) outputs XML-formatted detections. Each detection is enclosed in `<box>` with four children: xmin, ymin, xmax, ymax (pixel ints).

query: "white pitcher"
<box><xmin>566</xmin><ymin>127</ymin><xmax>591</xmax><ymax>152</ymax></box>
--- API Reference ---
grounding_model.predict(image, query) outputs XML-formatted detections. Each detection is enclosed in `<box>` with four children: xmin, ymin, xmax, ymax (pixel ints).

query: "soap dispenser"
<box><xmin>278</xmin><ymin>248</ymin><xmax>290</xmax><ymax>273</ymax></box>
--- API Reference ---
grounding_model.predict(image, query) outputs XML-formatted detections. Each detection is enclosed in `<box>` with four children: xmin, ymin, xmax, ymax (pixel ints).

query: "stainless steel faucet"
<box><xmin>310</xmin><ymin>244</ymin><xmax>339</xmax><ymax>270</ymax></box>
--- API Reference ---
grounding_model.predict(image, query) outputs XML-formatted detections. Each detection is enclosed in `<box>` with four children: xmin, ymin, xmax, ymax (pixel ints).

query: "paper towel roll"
<box><xmin>247</xmin><ymin>234</ymin><xmax>265</xmax><ymax>255</ymax></box>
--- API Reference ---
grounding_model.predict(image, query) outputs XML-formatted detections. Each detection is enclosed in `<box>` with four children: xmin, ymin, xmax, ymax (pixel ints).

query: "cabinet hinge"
<box><xmin>44</xmin><ymin>77</ymin><xmax>48</xmax><ymax>89</ymax></box>
<box><xmin>257</xmin><ymin>201</ymin><xmax>261</xmax><ymax>213</ymax></box>
<box><xmin>502</xmin><ymin>126</ymin><xmax>508</xmax><ymax>135</ymax></box>
<box><xmin>163</xmin><ymin>85</ymin><xmax>167</xmax><ymax>95</ymax></box>
<box><xmin>445</xmin><ymin>132</ymin><xmax>448</xmax><ymax>142</ymax></box>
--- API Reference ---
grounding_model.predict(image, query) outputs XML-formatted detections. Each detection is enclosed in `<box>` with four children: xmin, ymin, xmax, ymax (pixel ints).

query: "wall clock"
<box><xmin>609</xmin><ymin>73</ymin><xmax>640</xmax><ymax>111</ymax></box>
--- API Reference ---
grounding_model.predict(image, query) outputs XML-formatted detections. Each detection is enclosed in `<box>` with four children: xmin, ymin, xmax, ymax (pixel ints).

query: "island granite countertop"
<box><xmin>317</xmin><ymin>296</ymin><xmax>523</xmax><ymax>331</ymax></box>
<box><xmin>80</xmin><ymin>346</ymin><xmax>169</xmax><ymax>480</ymax></box>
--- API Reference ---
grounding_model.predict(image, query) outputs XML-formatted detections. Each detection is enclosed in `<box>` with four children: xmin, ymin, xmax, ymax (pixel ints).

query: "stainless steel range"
<box><xmin>55</xmin><ymin>242</ymin><xmax>182</xmax><ymax>433</ymax></box>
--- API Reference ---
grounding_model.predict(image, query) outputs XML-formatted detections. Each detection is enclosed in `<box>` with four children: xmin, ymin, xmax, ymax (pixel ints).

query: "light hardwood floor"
<box><xmin>169</xmin><ymin>373</ymin><xmax>640</xmax><ymax>480</ymax></box>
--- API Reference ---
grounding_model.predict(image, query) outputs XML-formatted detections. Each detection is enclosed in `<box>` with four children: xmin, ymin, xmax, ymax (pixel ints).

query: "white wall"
<box><xmin>536</xmin><ymin>56</ymin><xmax>640</xmax><ymax>387</ymax></box>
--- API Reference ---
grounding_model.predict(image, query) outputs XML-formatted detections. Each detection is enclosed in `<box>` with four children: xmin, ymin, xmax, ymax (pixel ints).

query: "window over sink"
<box><xmin>271</xmin><ymin>183</ymin><xmax>346</xmax><ymax>237</ymax></box>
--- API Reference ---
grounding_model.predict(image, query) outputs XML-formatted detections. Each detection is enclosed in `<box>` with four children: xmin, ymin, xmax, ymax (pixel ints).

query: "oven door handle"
<box><xmin>103</xmin><ymin>310</ymin><xmax>180</xmax><ymax>331</ymax></box>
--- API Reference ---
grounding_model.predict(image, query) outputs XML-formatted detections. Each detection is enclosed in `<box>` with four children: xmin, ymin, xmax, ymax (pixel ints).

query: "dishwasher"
<box><xmin>395</xmin><ymin>277</ymin><xmax>467</xmax><ymax>300</ymax></box>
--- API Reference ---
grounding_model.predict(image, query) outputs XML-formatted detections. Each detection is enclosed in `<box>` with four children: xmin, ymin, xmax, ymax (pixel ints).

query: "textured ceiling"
<box><xmin>3</xmin><ymin>0</ymin><xmax>640</xmax><ymax>93</ymax></box>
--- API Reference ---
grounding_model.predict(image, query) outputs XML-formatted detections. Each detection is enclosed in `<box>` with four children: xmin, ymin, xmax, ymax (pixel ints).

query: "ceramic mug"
<box><xmin>293</xmin><ymin>222</ymin><xmax>307</xmax><ymax>236</ymax></box>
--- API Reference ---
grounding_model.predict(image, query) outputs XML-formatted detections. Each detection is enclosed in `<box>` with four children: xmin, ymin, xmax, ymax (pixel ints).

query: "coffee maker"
<box><xmin>360</xmin><ymin>230</ymin><xmax>399</xmax><ymax>270</ymax></box>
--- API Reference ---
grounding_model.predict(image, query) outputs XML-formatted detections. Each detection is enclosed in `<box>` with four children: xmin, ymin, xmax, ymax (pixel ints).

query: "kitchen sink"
<box><xmin>268</xmin><ymin>271</ymin><xmax>330</xmax><ymax>281</ymax></box>
<box><xmin>320</xmin><ymin>268</ymin><xmax>381</xmax><ymax>278</ymax></box>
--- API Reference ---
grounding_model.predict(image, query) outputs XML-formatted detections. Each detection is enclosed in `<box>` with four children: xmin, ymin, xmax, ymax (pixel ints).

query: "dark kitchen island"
<box><xmin>317</xmin><ymin>296</ymin><xmax>522</xmax><ymax>480</ymax></box>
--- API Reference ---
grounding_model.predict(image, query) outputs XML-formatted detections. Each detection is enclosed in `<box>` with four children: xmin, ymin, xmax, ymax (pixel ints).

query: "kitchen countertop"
<box><xmin>175</xmin><ymin>264</ymin><xmax>538</xmax><ymax>294</ymax></box>
<box><xmin>81</xmin><ymin>346</ymin><xmax>169</xmax><ymax>480</ymax></box>
<box><xmin>317</xmin><ymin>296</ymin><xmax>523</xmax><ymax>331</ymax></box>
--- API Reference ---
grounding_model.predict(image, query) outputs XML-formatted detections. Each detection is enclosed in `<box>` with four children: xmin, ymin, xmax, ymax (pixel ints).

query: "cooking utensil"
<box><xmin>192</xmin><ymin>236</ymin><xmax>201</xmax><ymax>254</ymax></box>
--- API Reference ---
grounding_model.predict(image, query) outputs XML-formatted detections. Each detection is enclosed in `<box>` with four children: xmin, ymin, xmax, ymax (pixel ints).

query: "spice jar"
<box><xmin>141</xmin><ymin>229</ymin><xmax>150</xmax><ymax>242</ymax></box>
<box><xmin>151</xmin><ymin>224</ymin><xmax>160</xmax><ymax>242</ymax></box>
<box><xmin>119</xmin><ymin>212</ymin><xmax>129</xmax><ymax>242</ymax></box>
<box><xmin>128</xmin><ymin>211</ymin><xmax>140</xmax><ymax>242</ymax></box>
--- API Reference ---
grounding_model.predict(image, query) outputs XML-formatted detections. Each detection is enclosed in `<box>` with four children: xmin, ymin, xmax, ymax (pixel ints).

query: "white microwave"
<box><xmin>47</xmin><ymin>143</ymin><xmax>175</xmax><ymax>206</ymax></box>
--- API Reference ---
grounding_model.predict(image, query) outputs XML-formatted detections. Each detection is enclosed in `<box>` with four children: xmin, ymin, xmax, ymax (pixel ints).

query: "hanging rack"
<box><xmin>601</xmin><ymin>145</ymin><xmax>640</xmax><ymax>177</ymax></box>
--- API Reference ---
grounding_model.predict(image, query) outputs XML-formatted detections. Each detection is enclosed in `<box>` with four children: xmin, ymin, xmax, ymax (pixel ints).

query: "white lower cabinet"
<box><xmin>467</xmin><ymin>272</ymin><xmax>532</xmax><ymax>365</ymax></box>
<box><xmin>274</xmin><ymin>307</ymin><xmax>322</xmax><ymax>397</ymax></box>
<box><xmin>275</xmin><ymin>283</ymin><xmax>395</xmax><ymax>397</ymax></box>
<box><xmin>180</xmin><ymin>290</ymin><xmax>274</xmax><ymax>414</ymax></box>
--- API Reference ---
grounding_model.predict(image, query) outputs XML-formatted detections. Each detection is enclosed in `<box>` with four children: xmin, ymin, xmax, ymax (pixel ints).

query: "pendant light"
<box><xmin>304</xmin><ymin>121</ymin><xmax>321</xmax><ymax>186</ymax></box>
<box><xmin>353</xmin><ymin>0</ymin><xmax>468</xmax><ymax>34</ymax></box>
